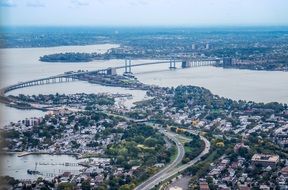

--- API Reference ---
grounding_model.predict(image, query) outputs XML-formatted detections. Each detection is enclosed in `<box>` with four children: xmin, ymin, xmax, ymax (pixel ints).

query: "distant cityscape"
<box><xmin>2</xmin><ymin>27</ymin><xmax>288</xmax><ymax>71</ymax></box>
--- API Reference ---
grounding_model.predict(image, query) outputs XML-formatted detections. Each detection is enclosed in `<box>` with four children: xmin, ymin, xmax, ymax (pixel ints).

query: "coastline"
<box><xmin>0</xmin><ymin>151</ymin><xmax>111</xmax><ymax>160</ymax></box>
<box><xmin>0</xmin><ymin>151</ymin><xmax>79</xmax><ymax>158</ymax></box>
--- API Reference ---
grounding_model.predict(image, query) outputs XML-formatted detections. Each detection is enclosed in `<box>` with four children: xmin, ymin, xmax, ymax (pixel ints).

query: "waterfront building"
<box><xmin>199</xmin><ymin>181</ymin><xmax>210</xmax><ymax>190</ymax></box>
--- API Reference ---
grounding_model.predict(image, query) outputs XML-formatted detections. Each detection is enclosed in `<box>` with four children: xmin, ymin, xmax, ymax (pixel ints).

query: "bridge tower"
<box><xmin>124</xmin><ymin>59</ymin><xmax>132</xmax><ymax>74</ymax></box>
<box><xmin>169</xmin><ymin>59</ymin><xmax>176</xmax><ymax>70</ymax></box>
<box><xmin>107</xmin><ymin>67</ymin><xmax>117</xmax><ymax>75</ymax></box>
<box><xmin>223</xmin><ymin>57</ymin><xmax>232</xmax><ymax>68</ymax></box>
<box><xmin>181</xmin><ymin>59</ymin><xmax>191</xmax><ymax>68</ymax></box>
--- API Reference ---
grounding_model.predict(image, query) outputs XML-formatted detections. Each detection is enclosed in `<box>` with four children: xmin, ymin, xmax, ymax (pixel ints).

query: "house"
<box><xmin>259</xmin><ymin>185</ymin><xmax>270</xmax><ymax>190</ymax></box>
<box><xmin>60</xmin><ymin>172</ymin><xmax>71</xmax><ymax>181</ymax></box>
<box><xmin>251</xmin><ymin>154</ymin><xmax>279</xmax><ymax>167</ymax></box>
<box><xmin>280</xmin><ymin>166</ymin><xmax>288</xmax><ymax>177</ymax></box>
<box><xmin>238</xmin><ymin>183</ymin><xmax>251</xmax><ymax>190</ymax></box>
<box><xmin>95</xmin><ymin>175</ymin><xmax>104</xmax><ymax>183</ymax></box>
<box><xmin>154</xmin><ymin>163</ymin><xmax>165</xmax><ymax>168</ymax></box>
<box><xmin>199</xmin><ymin>181</ymin><xmax>210</xmax><ymax>190</ymax></box>
<box><xmin>234</xmin><ymin>143</ymin><xmax>249</xmax><ymax>153</ymax></box>
<box><xmin>218</xmin><ymin>184</ymin><xmax>230</xmax><ymax>190</ymax></box>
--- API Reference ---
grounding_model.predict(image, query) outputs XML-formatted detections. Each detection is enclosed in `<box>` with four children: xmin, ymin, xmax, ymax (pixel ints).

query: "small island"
<box><xmin>39</xmin><ymin>52</ymin><xmax>105</xmax><ymax>62</ymax></box>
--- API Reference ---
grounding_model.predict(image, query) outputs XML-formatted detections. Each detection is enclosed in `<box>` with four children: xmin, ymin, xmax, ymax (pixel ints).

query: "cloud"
<box><xmin>26</xmin><ymin>0</ymin><xmax>45</xmax><ymax>7</ymax></box>
<box><xmin>0</xmin><ymin>0</ymin><xmax>17</xmax><ymax>7</ymax></box>
<box><xmin>71</xmin><ymin>0</ymin><xmax>89</xmax><ymax>6</ymax></box>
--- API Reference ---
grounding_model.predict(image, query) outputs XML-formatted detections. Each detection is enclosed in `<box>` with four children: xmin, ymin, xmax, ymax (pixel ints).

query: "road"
<box><xmin>135</xmin><ymin>129</ymin><xmax>210</xmax><ymax>190</ymax></box>
<box><xmin>134</xmin><ymin>129</ymin><xmax>185</xmax><ymax>190</ymax></box>
<box><xmin>60</xmin><ymin>111</ymin><xmax>210</xmax><ymax>190</ymax></box>
<box><xmin>18</xmin><ymin>107</ymin><xmax>209</xmax><ymax>190</ymax></box>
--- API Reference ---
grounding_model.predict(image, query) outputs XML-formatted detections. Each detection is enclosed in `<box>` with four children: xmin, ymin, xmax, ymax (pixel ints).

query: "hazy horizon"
<box><xmin>1</xmin><ymin>0</ymin><xmax>288</xmax><ymax>27</ymax></box>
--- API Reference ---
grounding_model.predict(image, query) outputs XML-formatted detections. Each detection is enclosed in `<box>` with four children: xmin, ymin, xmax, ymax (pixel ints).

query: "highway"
<box><xmin>135</xmin><ymin>129</ymin><xmax>211</xmax><ymax>190</ymax></box>
<box><xmin>134</xmin><ymin>129</ymin><xmax>185</xmax><ymax>190</ymax></box>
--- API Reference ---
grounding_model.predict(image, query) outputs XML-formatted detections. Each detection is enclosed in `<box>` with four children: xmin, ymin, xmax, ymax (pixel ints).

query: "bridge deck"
<box><xmin>0</xmin><ymin>59</ymin><xmax>221</xmax><ymax>96</ymax></box>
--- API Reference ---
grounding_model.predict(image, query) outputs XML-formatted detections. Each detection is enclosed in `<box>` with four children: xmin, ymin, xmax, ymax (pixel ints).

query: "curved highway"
<box><xmin>135</xmin><ymin>129</ymin><xmax>185</xmax><ymax>190</ymax></box>
<box><xmin>135</xmin><ymin>129</ymin><xmax>210</xmax><ymax>190</ymax></box>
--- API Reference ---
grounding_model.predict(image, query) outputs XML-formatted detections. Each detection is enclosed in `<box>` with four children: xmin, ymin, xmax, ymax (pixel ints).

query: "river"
<box><xmin>136</xmin><ymin>66</ymin><xmax>288</xmax><ymax>103</ymax></box>
<box><xmin>1</xmin><ymin>44</ymin><xmax>288</xmax><ymax>126</ymax></box>
<box><xmin>0</xmin><ymin>44</ymin><xmax>287</xmax><ymax>180</ymax></box>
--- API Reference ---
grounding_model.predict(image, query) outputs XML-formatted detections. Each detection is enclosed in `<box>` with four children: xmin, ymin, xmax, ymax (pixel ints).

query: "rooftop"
<box><xmin>251</xmin><ymin>154</ymin><xmax>279</xmax><ymax>163</ymax></box>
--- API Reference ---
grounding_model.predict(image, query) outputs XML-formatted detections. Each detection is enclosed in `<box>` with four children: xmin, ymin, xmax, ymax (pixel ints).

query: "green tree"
<box><xmin>81</xmin><ymin>181</ymin><xmax>91</xmax><ymax>190</ymax></box>
<box><xmin>57</xmin><ymin>182</ymin><xmax>74</xmax><ymax>190</ymax></box>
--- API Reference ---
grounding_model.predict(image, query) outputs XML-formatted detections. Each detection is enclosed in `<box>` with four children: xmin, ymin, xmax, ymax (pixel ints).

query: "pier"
<box><xmin>38</xmin><ymin>162</ymin><xmax>79</xmax><ymax>166</ymax></box>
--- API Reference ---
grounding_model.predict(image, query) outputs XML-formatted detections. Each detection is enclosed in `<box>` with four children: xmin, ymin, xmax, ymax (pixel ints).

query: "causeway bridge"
<box><xmin>0</xmin><ymin>58</ymin><xmax>222</xmax><ymax>101</ymax></box>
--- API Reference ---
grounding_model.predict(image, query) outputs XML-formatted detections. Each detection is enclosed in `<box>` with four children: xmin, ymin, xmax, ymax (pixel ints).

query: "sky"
<box><xmin>1</xmin><ymin>0</ymin><xmax>288</xmax><ymax>27</ymax></box>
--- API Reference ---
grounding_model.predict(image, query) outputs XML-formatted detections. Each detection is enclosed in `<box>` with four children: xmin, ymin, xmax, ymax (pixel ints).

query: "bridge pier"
<box><xmin>182</xmin><ymin>60</ymin><xmax>191</xmax><ymax>68</ymax></box>
<box><xmin>107</xmin><ymin>67</ymin><xmax>117</xmax><ymax>75</ymax></box>
<box><xmin>192</xmin><ymin>61</ymin><xmax>196</xmax><ymax>67</ymax></box>
<box><xmin>169</xmin><ymin>59</ymin><xmax>176</xmax><ymax>70</ymax></box>
<box><xmin>124</xmin><ymin>59</ymin><xmax>132</xmax><ymax>74</ymax></box>
<box><xmin>129</xmin><ymin>59</ymin><xmax>132</xmax><ymax>73</ymax></box>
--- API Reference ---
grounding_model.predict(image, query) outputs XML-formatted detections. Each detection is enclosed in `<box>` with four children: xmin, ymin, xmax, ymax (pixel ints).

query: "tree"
<box><xmin>57</xmin><ymin>182</ymin><xmax>74</xmax><ymax>190</ymax></box>
<box><xmin>0</xmin><ymin>176</ymin><xmax>19</xmax><ymax>186</ymax></box>
<box><xmin>238</xmin><ymin>147</ymin><xmax>250</xmax><ymax>159</ymax></box>
<box><xmin>81</xmin><ymin>181</ymin><xmax>91</xmax><ymax>190</ymax></box>
<box><xmin>144</xmin><ymin>137</ymin><xmax>158</xmax><ymax>147</ymax></box>
<box><xmin>119</xmin><ymin>183</ymin><xmax>135</xmax><ymax>190</ymax></box>
<box><xmin>170</xmin><ymin>127</ymin><xmax>177</xmax><ymax>132</ymax></box>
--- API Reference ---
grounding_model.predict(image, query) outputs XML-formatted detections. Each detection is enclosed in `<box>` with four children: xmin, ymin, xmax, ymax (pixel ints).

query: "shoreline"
<box><xmin>0</xmin><ymin>151</ymin><xmax>79</xmax><ymax>158</ymax></box>
<box><xmin>0</xmin><ymin>43</ymin><xmax>120</xmax><ymax>50</ymax></box>
<box><xmin>0</xmin><ymin>151</ymin><xmax>112</xmax><ymax>160</ymax></box>
<box><xmin>1</xmin><ymin>68</ymin><xmax>287</xmax><ymax>116</ymax></box>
